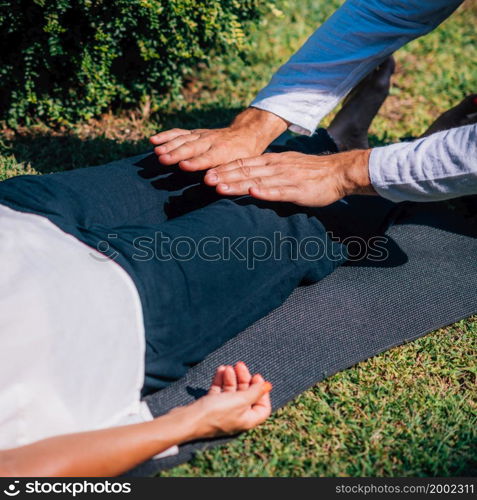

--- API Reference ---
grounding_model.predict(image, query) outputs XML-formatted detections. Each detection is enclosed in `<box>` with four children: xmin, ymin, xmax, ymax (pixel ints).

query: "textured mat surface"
<box><xmin>128</xmin><ymin>200</ymin><xmax>477</xmax><ymax>476</ymax></box>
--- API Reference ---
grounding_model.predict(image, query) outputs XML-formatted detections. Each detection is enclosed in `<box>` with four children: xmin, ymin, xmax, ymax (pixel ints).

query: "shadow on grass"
<box><xmin>10</xmin><ymin>134</ymin><xmax>150</xmax><ymax>174</ymax></box>
<box><xmin>8</xmin><ymin>105</ymin><xmax>242</xmax><ymax>174</ymax></box>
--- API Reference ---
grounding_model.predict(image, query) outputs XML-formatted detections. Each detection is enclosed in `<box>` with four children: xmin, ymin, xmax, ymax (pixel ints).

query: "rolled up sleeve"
<box><xmin>369</xmin><ymin>124</ymin><xmax>477</xmax><ymax>202</ymax></box>
<box><xmin>251</xmin><ymin>0</ymin><xmax>464</xmax><ymax>135</ymax></box>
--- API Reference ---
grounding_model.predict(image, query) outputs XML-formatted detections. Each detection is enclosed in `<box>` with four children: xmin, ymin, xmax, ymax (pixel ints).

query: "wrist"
<box><xmin>162</xmin><ymin>404</ymin><xmax>210</xmax><ymax>443</ymax></box>
<box><xmin>340</xmin><ymin>149</ymin><xmax>376</xmax><ymax>197</ymax></box>
<box><xmin>230</xmin><ymin>107</ymin><xmax>289</xmax><ymax>151</ymax></box>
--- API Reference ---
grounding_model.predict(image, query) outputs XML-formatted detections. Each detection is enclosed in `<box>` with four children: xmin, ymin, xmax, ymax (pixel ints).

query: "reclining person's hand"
<box><xmin>205</xmin><ymin>149</ymin><xmax>376</xmax><ymax>207</ymax></box>
<box><xmin>150</xmin><ymin>108</ymin><xmax>288</xmax><ymax>171</ymax></box>
<box><xmin>180</xmin><ymin>362</ymin><xmax>272</xmax><ymax>438</ymax></box>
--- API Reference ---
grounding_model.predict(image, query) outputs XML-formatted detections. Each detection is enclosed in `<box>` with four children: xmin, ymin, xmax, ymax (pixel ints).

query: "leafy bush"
<box><xmin>0</xmin><ymin>0</ymin><xmax>264</xmax><ymax>125</ymax></box>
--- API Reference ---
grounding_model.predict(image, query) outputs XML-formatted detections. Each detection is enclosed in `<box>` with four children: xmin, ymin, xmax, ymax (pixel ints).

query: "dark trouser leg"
<box><xmin>104</xmin><ymin>198</ymin><xmax>346</xmax><ymax>394</ymax></box>
<box><xmin>0</xmin><ymin>160</ymin><xmax>345</xmax><ymax>395</ymax></box>
<box><xmin>0</xmin><ymin>137</ymin><xmax>393</xmax><ymax>395</ymax></box>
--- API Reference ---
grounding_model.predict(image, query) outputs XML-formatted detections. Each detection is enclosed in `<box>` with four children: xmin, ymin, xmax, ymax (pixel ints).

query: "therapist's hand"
<box><xmin>204</xmin><ymin>149</ymin><xmax>376</xmax><ymax>207</ymax></box>
<box><xmin>150</xmin><ymin>107</ymin><xmax>288</xmax><ymax>171</ymax></box>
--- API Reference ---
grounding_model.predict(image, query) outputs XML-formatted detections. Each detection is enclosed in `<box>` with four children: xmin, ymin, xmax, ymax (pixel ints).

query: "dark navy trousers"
<box><xmin>0</xmin><ymin>131</ymin><xmax>389</xmax><ymax>394</ymax></box>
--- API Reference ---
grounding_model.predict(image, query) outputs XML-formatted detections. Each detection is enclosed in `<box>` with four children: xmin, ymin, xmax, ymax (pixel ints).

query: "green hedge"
<box><xmin>0</xmin><ymin>0</ymin><xmax>264</xmax><ymax>125</ymax></box>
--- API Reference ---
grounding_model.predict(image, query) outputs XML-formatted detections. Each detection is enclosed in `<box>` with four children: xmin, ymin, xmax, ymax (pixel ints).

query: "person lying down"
<box><xmin>1</xmin><ymin>59</ymin><xmax>474</xmax><ymax>477</ymax></box>
<box><xmin>0</xmin><ymin>136</ymin><xmax>346</xmax><ymax>476</ymax></box>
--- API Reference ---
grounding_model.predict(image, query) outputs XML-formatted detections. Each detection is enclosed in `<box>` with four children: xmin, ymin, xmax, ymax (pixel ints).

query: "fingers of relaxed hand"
<box><xmin>250</xmin><ymin>375</ymin><xmax>272</xmax><ymax>409</ymax></box>
<box><xmin>204</xmin><ymin>157</ymin><xmax>268</xmax><ymax>182</ymax></box>
<box><xmin>250</xmin><ymin>373</ymin><xmax>264</xmax><ymax>387</ymax></box>
<box><xmin>150</xmin><ymin>128</ymin><xmax>191</xmax><ymax>145</ymax></box>
<box><xmin>250</xmin><ymin>392</ymin><xmax>272</xmax><ymax>423</ymax></box>
<box><xmin>243</xmin><ymin>375</ymin><xmax>272</xmax><ymax>403</ymax></box>
<box><xmin>158</xmin><ymin>138</ymin><xmax>211</xmax><ymax>165</ymax></box>
<box><xmin>235</xmin><ymin>362</ymin><xmax>252</xmax><ymax>391</ymax></box>
<box><xmin>204</xmin><ymin>163</ymin><xmax>280</xmax><ymax>187</ymax></box>
<box><xmin>179</xmin><ymin>151</ymin><xmax>218</xmax><ymax>171</ymax></box>
<box><xmin>216</xmin><ymin>174</ymin><xmax>293</xmax><ymax>196</ymax></box>
<box><xmin>211</xmin><ymin>375</ymin><xmax>271</xmax><ymax>433</ymax></box>
<box><xmin>208</xmin><ymin>365</ymin><xmax>226</xmax><ymax>395</ymax></box>
<box><xmin>243</xmin><ymin>376</ymin><xmax>272</xmax><ymax>426</ymax></box>
<box><xmin>153</xmin><ymin>133</ymin><xmax>199</xmax><ymax>155</ymax></box>
<box><xmin>222</xmin><ymin>365</ymin><xmax>238</xmax><ymax>392</ymax></box>
<box><xmin>249</xmin><ymin>185</ymin><xmax>301</xmax><ymax>203</ymax></box>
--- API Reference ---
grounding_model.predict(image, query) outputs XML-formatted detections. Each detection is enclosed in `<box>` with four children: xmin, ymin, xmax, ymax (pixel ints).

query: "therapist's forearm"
<box><xmin>369</xmin><ymin>123</ymin><xmax>477</xmax><ymax>202</ymax></box>
<box><xmin>230</xmin><ymin>107</ymin><xmax>289</xmax><ymax>151</ymax></box>
<box><xmin>252</xmin><ymin>0</ymin><xmax>464</xmax><ymax>134</ymax></box>
<box><xmin>0</xmin><ymin>406</ymin><xmax>200</xmax><ymax>477</ymax></box>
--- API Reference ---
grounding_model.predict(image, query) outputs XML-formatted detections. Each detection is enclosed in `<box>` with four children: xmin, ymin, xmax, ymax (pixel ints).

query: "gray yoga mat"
<box><xmin>128</xmin><ymin>197</ymin><xmax>477</xmax><ymax>476</ymax></box>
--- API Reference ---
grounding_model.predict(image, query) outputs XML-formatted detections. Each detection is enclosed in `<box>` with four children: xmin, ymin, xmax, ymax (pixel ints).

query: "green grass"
<box><xmin>1</xmin><ymin>0</ymin><xmax>476</xmax><ymax>477</ymax></box>
<box><xmin>164</xmin><ymin>319</ymin><xmax>477</xmax><ymax>477</ymax></box>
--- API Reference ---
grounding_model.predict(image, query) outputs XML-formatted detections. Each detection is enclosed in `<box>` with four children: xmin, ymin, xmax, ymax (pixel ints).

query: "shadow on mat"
<box><xmin>134</xmin><ymin>153</ymin><xmax>477</xmax><ymax>270</ymax></box>
<box><xmin>7</xmin><ymin>118</ymin><xmax>474</xmax><ymax>272</ymax></box>
<box><xmin>186</xmin><ymin>386</ymin><xmax>208</xmax><ymax>399</ymax></box>
<box><xmin>133</xmin><ymin>152</ymin><xmax>409</xmax><ymax>268</ymax></box>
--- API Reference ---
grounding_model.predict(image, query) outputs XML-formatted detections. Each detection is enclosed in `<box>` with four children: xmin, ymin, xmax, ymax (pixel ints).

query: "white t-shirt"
<box><xmin>0</xmin><ymin>204</ymin><xmax>177</xmax><ymax>457</ymax></box>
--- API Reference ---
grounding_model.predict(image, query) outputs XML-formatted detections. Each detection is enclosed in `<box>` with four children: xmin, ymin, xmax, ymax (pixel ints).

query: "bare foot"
<box><xmin>421</xmin><ymin>94</ymin><xmax>477</xmax><ymax>137</ymax></box>
<box><xmin>328</xmin><ymin>57</ymin><xmax>395</xmax><ymax>151</ymax></box>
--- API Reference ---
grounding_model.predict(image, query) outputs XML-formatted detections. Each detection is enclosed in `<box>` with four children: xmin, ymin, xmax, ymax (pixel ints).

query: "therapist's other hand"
<box><xmin>204</xmin><ymin>149</ymin><xmax>375</xmax><ymax>207</ymax></box>
<box><xmin>149</xmin><ymin>107</ymin><xmax>288</xmax><ymax>171</ymax></box>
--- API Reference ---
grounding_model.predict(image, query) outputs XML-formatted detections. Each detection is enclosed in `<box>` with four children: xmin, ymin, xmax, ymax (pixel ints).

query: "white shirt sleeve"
<box><xmin>251</xmin><ymin>0</ymin><xmax>464</xmax><ymax>135</ymax></box>
<box><xmin>369</xmin><ymin>124</ymin><xmax>477</xmax><ymax>202</ymax></box>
